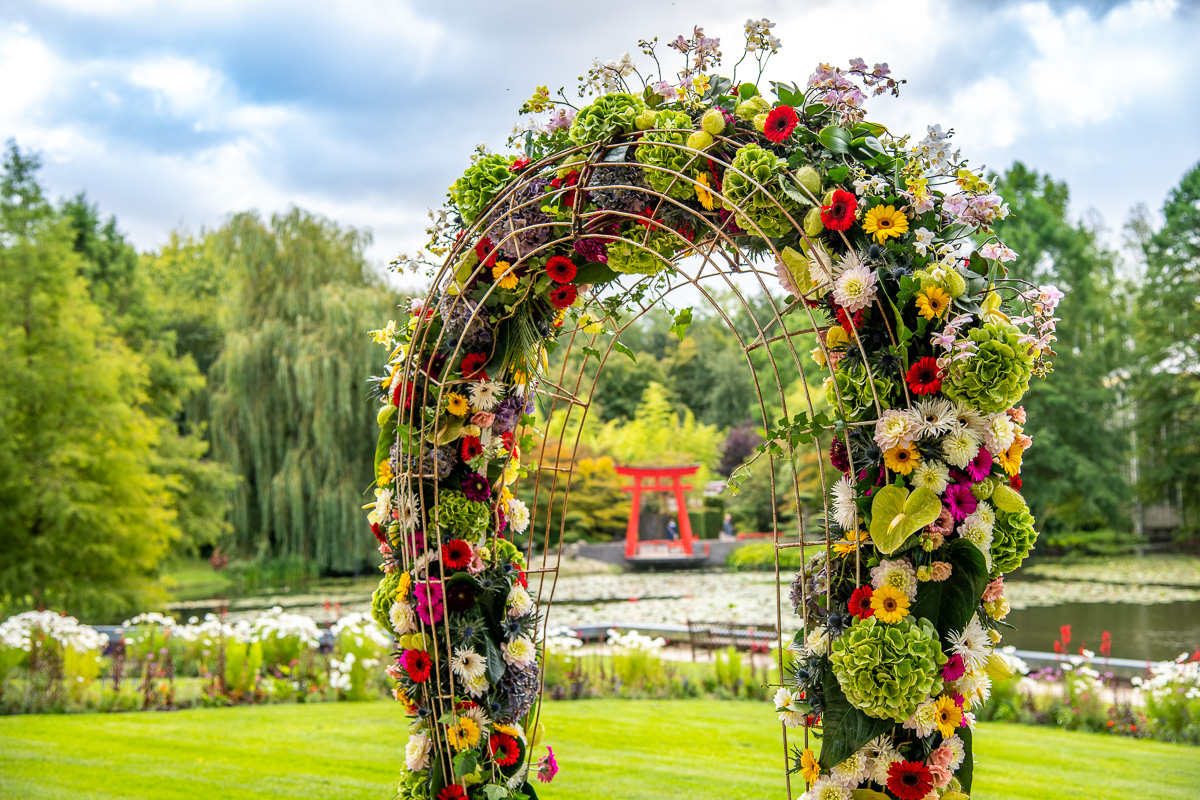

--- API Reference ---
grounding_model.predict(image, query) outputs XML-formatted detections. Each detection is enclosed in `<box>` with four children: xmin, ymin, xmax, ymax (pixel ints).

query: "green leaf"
<box><xmin>910</xmin><ymin>539</ymin><xmax>989</xmax><ymax>642</ymax></box>
<box><xmin>434</xmin><ymin>416</ymin><xmax>465</xmax><ymax>446</ymax></box>
<box><xmin>779</xmin><ymin>175</ymin><xmax>816</xmax><ymax>207</ymax></box>
<box><xmin>991</xmin><ymin>484</ymin><xmax>1028</xmax><ymax>513</ymax></box>
<box><xmin>669</xmin><ymin>307</ymin><xmax>693</xmax><ymax>341</ymax></box>
<box><xmin>453</xmin><ymin>750</ymin><xmax>479</xmax><ymax>779</ymax></box>
<box><xmin>966</xmin><ymin>250</ymin><xmax>989</xmax><ymax>276</ymax></box>
<box><xmin>582</xmin><ymin>346</ymin><xmax>601</xmax><ymax>359</ymax></box>
<box><xmin>819</xmin><ymin>664</ymin><xmax>893</xmax><ymax>770</ymax></box>
<box><xmin>483</xmin><ymin>635</ymin><xmax>507</xmax><ymax>683</ymax></box>
<box><xmin>738</xmin><ymin>82</ymin><xmax>759</xmax><ymax>100</ymax></box>
<box><xmin>869</xmin><ymin>486</ymin><xmax>942</xmax><ymax>554</ymax></box>
<box><xmin>818</xmin><ymin>125</ymin><xmax>852</xmax><ymax>154</ymax></box>
<box><xmin>826</xmin><ymin>165</ymin><xmax>850</xmax><ymax>183</ymax></box>
<box><xmin>428</xmin><ymin>754</ymin><xmax>446</xmax><ymax>798</ymax></box>
<box><xmin>612</xmin><ymin>341</ymin><xmax>637</xmax><ymax>363</ymax></box>
<box><xmin>959</xmin><ymin>724</ymin><xmax>974</xmax><ymax>792</ymax></box>
<box><xmin>780</xmin><ymin>247</ymin><xmax>815</xmax><ymax>296</ymax></box>
<box><xmin>520</xmin><ymin>782</ymin><xmax>541</xmax><ymax>800</ymax></box>
<box><xmin>374</xmin><ymin>421</ymin><xmax>397</xmax><ymax>471</ymax></box>
<box><xmin>769</xmin><ymin>80</ymin><xmax>801</xmax><ymax>105</ymax></box>
<box><xmin>483</xmin><ymin>785</ymin><xmax>509</xmax><ymax>800</ymax></box>
<box><xmin>574</xmin><ymin>261</ymin><xmax>620</xmax><ymax>285</ymax></box>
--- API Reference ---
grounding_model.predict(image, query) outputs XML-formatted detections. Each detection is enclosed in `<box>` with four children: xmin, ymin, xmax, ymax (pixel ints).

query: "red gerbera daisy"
<box><xmin>1009</xmin><ymin>474</ymin><xmax>1023</xmax><ymax>490</ymax></box>
<box><xmin>500</xmin><ymin>430</ymin><xmax>515</xmax><ymax>452</ymax></box>
<box><xmin>370</xmin><ymin>522</ymin><xmax>387</xmax><ymax>546</ymax></box>
<box><xmin>474</xmin><ymin>237</ymin><xmax>497</xmax><ymax>269</ymax></box>
<box><xmin>509</xmin><ymin>157</ymin><xmax>531</xmax><ymax>173</ymax></box>
<box><xmin>461</xmin><ymin>436</ymin><xmax>483</xmax><ymax>461</ymax></box>
<box><xmin>545</xmin><ymin>255</ymin><xmax>578</xmax><ymax>284</ymax></box>
<box><xmin>548</xmin><ymin>284</ymin><xmax>577</xmax><ymax>309</ymax></box>
<box><xmin>489</xmin><ymin>732</ymin><xmax>521</xmax><ymax>767</ymax></box>
<box><xmin>848</xmin><ymin>585</ymin><xmax>874</xmax><ymax>620</ymax></box>
<box><xmin>514</xmin><ymin>567</ymin><xmax>528</xmax><ymax>588</ymax></box>
<box><xmin>401</xmin><ymin>649</ymin><xmax>432</xmax><ymax>683</ymax></box>
<box><xmin>835</xmin><ymin>305</ymin><xmax>866</xmax><ymax>336</ymax></box>
<box><xmin>391</xmin><ymin>380</ymin><xmax>414</xmax><ymax>410</ymax></box>
<box><xmin>820</xmin><ymin>188</ymin><xmax>858</xmax><ymax>231</ymax></box>
<box><xmin>437</xmin><ymin>786</ymin><xmax>467</xmax><ymax>800</ymax></box>
<box><xmin>460</xmin><ymin>352</ymin><xmax>488</xmax><ymax>379</ymax></box>
<box><xmin>763</xmin><ymin>105</ymin><xmax>799</xmax><ymax>143</ymax></box>
<box><xmin>906</xmin><ymin>357</ymin><xmax>943</xmax><ymax>395</ymax></box>
<box><xmin>887</xmin><ymin>760</ymin><xmax>935</xmax><ymax>800</ymax></box>
<box><xmin>441</xmin><ymin>539</ymin><xmax>472</xmax><ymax>570</ymax></box>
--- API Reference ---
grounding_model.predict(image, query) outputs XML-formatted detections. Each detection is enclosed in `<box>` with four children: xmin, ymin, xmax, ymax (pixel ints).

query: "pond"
<box><xmin>1004</xmin><ymin>600</ymin><xmax>1200</xmax><ymax>663</ymax></box>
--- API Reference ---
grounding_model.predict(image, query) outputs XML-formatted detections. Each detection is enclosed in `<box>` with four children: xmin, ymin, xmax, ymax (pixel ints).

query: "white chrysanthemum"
<box><xmin>451</xmin><ymin>647</ymin><xmax>487</xmax><ymax>681</ymax></box>
<box><xmin>470</xmin><ymin>380</ymin><xmax>505</xmax><ymax>412</ymax></box>
<box><xmin>367</xmin><ymin>487</ymin><xmax>393</xmax><ymax>526</ymax></box>
<box><xmin>807</xmin><ymin>242</ymin><xmax>835</xmax><ymax>291</ymax></box>
<box><xmin>388</xmin><ymin>600</ymin><xmax>417</xmax><ymax>636</ymax></box>
<box><xmin>912</xmin><ymin>397</ymin><xmax>956</xmax><ymax>437</ymax></box>
<box><xmin>502</xmin><ymin>635</ymin><xmax>537</xmax><ymax>668</ymax></box>
<box><xmin>870</xmin><ymin>558</ymin><xmax>919</xmax><ymax>599</ymax></box>
<box><xmin>778</xmin><ymin>706</ymin><xmax>805</xmax><ymax>728</ymax></box>
<box><xmin>831</xmin><ymin>475</ymin><xmax>859</xmax><ymax>531</ymax></box>
<box><xmin>985</xmin><ymin>413</ymin><xmax>1017</xmax><ymax>453</ymax></box>
<box><xmin>954</xmin><ymin>667</ymin><xmax>993</xmax><ymax>707</ymax></box>
<box><xmin>804</xmin><ymin>777</ymin><xmax>851</xmax><ymax>800</ymax></box>
<box><xmin>460</xmin><ymin>701</ymin><xmax>491</xmax><ymax>731</ymax></box>
<box><xmin>952</xmin><ymin>400</ymin><xmax>989</xmax><ymax>437</ymax></box>
<box><xmin>805</xmin><ymin>626</ymin><xmax>830</xmax><ymax>657</ymax></box>
<box><xmin>507</xmin><ymin>498</ymin><xmax>531</xmax><ymax>533</ymax></box>
<box><xmin>942</xmin><ymin>428</ymin><xmax>982</xmax><ymax>468</ymax></box>
<box><xmin>861</xmin><ymin>735</ymin><xmax>901</xmax><ymax>786</ymax></box>
<box><xmin>774</xmin><ymin>687</ymin><xmax>797</xmax><ymax>710</ymax></box>
<box><xmin>951</xmin><ymin>614</ymin><xmax>992</xmax><ymax>671</ymax></box>
<box><xmin>973</xmin><ymin>500</ymin><xmax>996</xmax><ymax>527</ymax></box>
<box><xmin>874</xmin><ymin>409</ymin><xmax>918</xmax><ymax>451</ymax></box>
<box><xmin>830</xmin><ymin>751</ymin><xmax>870</xmax><ymax>788</ymax></box>
<box><xmin>833</xmin><ymin>248</ymin><xmax>864</xmax><ymax>277</ymax></box>
<box><xmin>911</xmin><ymin>460</ymin><xmax>951</xmax><ymax>495</ymax></box>
<box><xmin>902</xmin><ymin>699</ymin><xmax>938</xmax><ymax>737</ymax></box>
<box><xmin>940</xmin><ymin>734</ymin><xmax>966</xmax><ymax>770</ymax></box>
<box><xmin>405</xmin><ymin>733</ymin><xmax>432</xmax><ymax>771</ymax></box>
<box><xmin>832</xmin><ymin>263</ymin><xmax>878</xmax><ymax>313</ymax></box>
<box><xmin>959</xmin><ymin>519</ymin><xmax>994</xmax><ymax>570</ymax></box>
<box><xmin>411</xmin><ymin>549</ymin><xmax>437</xmax><ymax>578</ymax></box>
<box><xmin>464</xmin><ymin>672</ymin><xmax>490</xmax><ymax>697</ymax></box>
<box><xmin>395</xmin><ymin>491</ymin><xmax>419</xmax><ymax>530</ymax></box>
<box><xmin>507</xmin><ymin>586</ymin><xmax>533</xmax><ymax>617</ymax></box>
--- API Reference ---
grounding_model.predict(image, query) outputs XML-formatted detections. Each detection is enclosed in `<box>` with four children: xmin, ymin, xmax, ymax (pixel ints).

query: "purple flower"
<box><xmin>946</xmin><ymin>483</ymin><xmax>977</xmax><ymax>522</ymax></box>
<box><xmin>574</xmin><ymin>237</ymin><xmax>608</xmax><ymax>264</ymax></box>
<box><xmin>966</xmin><ymin>448</ymin><xmax>993</xmax><ymax>483</ymax></box>
<box><xmin>493</xmin><ymin>394</ymin><xmax>523</xmax><ymax>433</ymax></box>
<box><xmin>462</xmin><ymin>472</ymin><xmax>491</xmax><ymax>503</ymax></box>
<box><xmin>829</xmin><ymin>438</ymin><xmax>850</xmax><ymax>473</ymax></box>
<box><xmin>414</xmin><ymin>580</ymin><xmax>445</xmax><ymax>625</ymax></box>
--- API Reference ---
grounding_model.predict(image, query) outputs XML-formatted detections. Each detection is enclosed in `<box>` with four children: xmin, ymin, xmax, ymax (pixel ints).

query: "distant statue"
<box><xmin>665</xmin><ymin>519</ymin><xmax>679</xmax><ymax>540</ymax></box>
<box><xmin>721</xmin><ymin>512</ymin><xmax>735</xmax><ymax>540</ymax></box>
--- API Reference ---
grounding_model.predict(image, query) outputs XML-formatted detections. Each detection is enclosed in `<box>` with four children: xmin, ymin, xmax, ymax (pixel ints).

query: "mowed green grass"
<box><xmin>1</xmin><ymin>700</ymin><xmax>1198</xmax><ymax>799</ymax></box>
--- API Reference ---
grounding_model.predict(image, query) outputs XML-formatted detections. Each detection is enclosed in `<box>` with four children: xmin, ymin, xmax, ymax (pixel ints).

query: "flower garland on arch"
<box><xmin>366</xmin><ymin>19</ymin><xmax>1061</xmax><ymax>800</ymax></box>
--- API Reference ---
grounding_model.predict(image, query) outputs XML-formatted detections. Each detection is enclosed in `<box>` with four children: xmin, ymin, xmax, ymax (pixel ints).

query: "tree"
<box><xmin>207</xmin><ymin>209</ymin><xmax>395</xmax><ymax>572</ymax></box>
<box><xmin>992</xmin><ymin>163</ymin><xmax>1133</xmax><ymax>532</ymax></box>
<box><xmin>0</xmin><ymin>143</ymin><xmax>176</xmax><ymax>619</ymax></box>
<box><xmin>1133</xmin><ymin>161</ymin><xmax>1200</xmax><ymax>536</ymax></box>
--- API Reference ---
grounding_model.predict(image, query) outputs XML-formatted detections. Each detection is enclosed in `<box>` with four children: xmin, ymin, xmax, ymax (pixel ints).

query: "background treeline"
<box><xmin>1</xmin><ymin>139</ymin><xmax>1197</xmax><ymax>620</ymax></box>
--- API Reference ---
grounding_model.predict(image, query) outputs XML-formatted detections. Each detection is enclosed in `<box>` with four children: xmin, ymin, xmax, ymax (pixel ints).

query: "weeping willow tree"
<box><xmin>209</xmin><ymin>209</ymin><xmax>395</xmax><ymax>572</ymax></box>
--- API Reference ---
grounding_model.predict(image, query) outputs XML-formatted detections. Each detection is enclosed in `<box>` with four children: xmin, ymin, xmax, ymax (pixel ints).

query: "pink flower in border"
<box><xmin>942</xmin><ymin>653</ymin><xmax>966</xmax><ymax>682</ymax></box>
<box><xmin>414</xmin><ymin>580</ymin><xmax>445</xmax><ymax>626</ymax></box>
<box><xmin>537</xmin><ymin>746</ymin><xmax>559</xmax><ymax>783</ymax></box>
<box><xmin>945</xmin><ymin>483</ymin><xmax>977</xmax><ymax>522</ymax></box>
<box><xmin>965</xmin><ymin>447</ymin><xmax>993</xmax><ymax>483</ymax></box>
<box><xmin>983</xmin><ymin>576</ymin><xmax>1005</xmax><ymax>603</ymax></box>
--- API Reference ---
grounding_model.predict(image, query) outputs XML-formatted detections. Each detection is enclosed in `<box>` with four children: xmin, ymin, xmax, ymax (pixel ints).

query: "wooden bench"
<box><xmin>686</xmin><ymin>620</ymin><xmax>779</xmax><ymax>661</ymax></box>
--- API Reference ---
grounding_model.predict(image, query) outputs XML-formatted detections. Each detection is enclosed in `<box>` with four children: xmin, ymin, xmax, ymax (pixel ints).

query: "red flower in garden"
<box><xmin>460</xmin><ymin>352</ymin><xmax>488</xmax><ymax>379</ymax></box>
<box><xmin>510</xmin><ymin>157</ymin><xmax>531</xmax><ymax>172</ymax></box>
<box><xmin>820</xmin><ymin>189</ymin><xmax>858</xmax><ymax>231</ymax></box>
<box><xmin>392</xmin><ymin>380</ymin><xmax>414</xmax><ymax>410</ymax></box>
<box><xmin>1009</xmin><ymin>474</ymin><xmax>1023</xmax><ymax>490</ymax></box>
<box><xmin>514</xmin><ymin>567</ymin><xmax>528</xmax><ymax>588</ymax></box>
<box><xmin>545</xmin><ymin>255</ymin><xmax>578</xmax><ymax>284</ymax></box>
<box><xmin>490</xmin><ymin>732</ymin><xmax>521</xmax><ymax>767</ymax></box>
<box><xmin>461</xmin><ymin>436</ymin><xmax>483</xmax><ymax>461</ymax></box>
<box><xmin>887</xmin><ymin>760</ymin><xmax>934</xmax><ymax>800</ymax></box>
<box><xmin>441</xmin><ymin>539</ymin><xmax>473</xmax><ymax>570</ymax></box>
<box><xmin>835</xmin><ymin>305</ymin><xmax>865</xmax><ymax>336</ymax></box>
<box><xmin>474</xmin><ymin>237</ymin><xmax>498</xmax><ymax>269</ymax></box>
<box><xmin>848</xmin><ymin>585</ymin><xmax>874</xmax><ymax>620</ymax></box>
<box><xmin>550</xmin><ymin>170</ymin><xmax>580</xmax><ymax>208</ymax></box>
<box><xmin>401</xmin><ymin>649</ymin><xmax>432</xmax><ymax>683</ymax></box>
<box><xmin>370</xmin><ymin>522</ymin><xmax>387</xmax><ymax>546</ymax></box>
<box><xmin>437</xmin><ymin>786</ymin><xmax>467</xmax><ymax>800</ymax></box>
<box><xmin>500</xmin><ymin>430</ymin><xmax>515</xmax><ymax>453</ymax></box>
<box><xmin>763</xmin><ymin>105</ymin><xmax>799</xmax><ymax>143</ymax></box>
<box><xmin>548</xmin><ymin>284</ymin><xmax>577</xmax><ymax>309</ymax></box>
<box><xmin>906</xmin><ymin>357</ymin><xmax>943</xmax><ymax>395</ymax></box>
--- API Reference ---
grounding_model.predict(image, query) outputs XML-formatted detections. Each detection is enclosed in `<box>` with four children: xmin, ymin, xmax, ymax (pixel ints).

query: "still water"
<box><xmin>1004</xmin><ymin>600</ymin><xmax>1200</xmax><ymax>662</ymax></box>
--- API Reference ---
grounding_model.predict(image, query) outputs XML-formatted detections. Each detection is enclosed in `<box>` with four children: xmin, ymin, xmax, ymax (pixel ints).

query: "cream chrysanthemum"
<box><xmin>451</xmin><ymin>647</ymin><xmax>487</xmax><ymax>681</ymax></box>
<box><xmin>951</xmin><ymin>614</ymin><xmax>992</xmax><ymax>671</ymax></box>
<box><xmin>984</xmin><ymin>412</ymin><xmax>1017</xmax><ymax>454</ymax></box>
<box><xmin>952</xmin><ymin>400</ymin><xmax>989</xmax><ymax>437</ymax></box>
<box><xmin>507</xmin><ymin>585</ymin><xmax>533</xmax><ymax>617</ymax></box>
<box><xmin>804</xmin><ymin>625</ymin><xmax>830</xmax><ymax>657</ymax></box>
<box><xmin>470</xmin><ymin>380</ymin><xmax>505</xmax><ymax>412</ymax></box>
<box><xmin>389</xmin><ymin>600</ymin><xmax>417</xmax><ymax>636</ymax></box>
<box><xmin>405</xmin><ymin>733</ymin><xmax>432</xmax><ymax>771</ymax></box>
<box><xmin>942</xmin><ymin>427</ymin><xmax>982</xmax><ymax>468</ymax></box>
<box><xmin>870</xmin><ymin>558</ymin><xmax>919</xmax><ymax>599</ymax></box>
<box><xmin>502</xmin><ymin>635</ymin><xmax>537</xmax><ymax>668</ymax></box>
<box><xmin>902</xmin><ymin>699</ymin><xmax>939</xmax><ymax>738</ymax></box>
<box><xmin>507</xmin><ymin>498</ymin><xmax>531</xmax><ymax>533</ymax></box>
<box><xmin>911</xmin><ymin>460</ymin><xmax>951</xmax><ymax>495</ymax></box>
<box><xmin>874</xmin><ymin>409</ymin><xmax>918</xmax><ymax>451</ymax></box>
<box><xmin>804</xmin><ymin>777</ymin><xmax>851</xmax><ymax>800</ymax></box>
<box><xmin>912</xmin><ymin>396</ymin><xmax>956</xmax><ymax>437</ymax></box>
<box><xmin>861</xmin><ymin>735</ymin><xmax>901</xmax><ymax>786</ymax></box>
<box><xmin>830</xmin><ymin>750</ymin><xmax>870</xmax><ymax>788</ymax></box>
<box><xmin>831</xmin><ymin>475</ymin><xmax>860</xmax><ymax>531</ymax></box>
<box><xmin>832</xmin><ymin>263</ymin><xmax>878</xmax><ymax>313</ymax></box>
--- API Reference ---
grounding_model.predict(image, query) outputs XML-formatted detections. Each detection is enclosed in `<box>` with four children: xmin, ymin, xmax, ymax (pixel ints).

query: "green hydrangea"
<box><xmin>824</xmin><ymin>367</ymin><xmax>897</xmax><ymax>422</ymax></box>
<box><xmin>636</xmin><ymin>110</ymin><xmax>699</xmax><ymax>200</ymax></box>
<box><xmin>431</xmin><ymin>489</ymin><xmax>491</xmax><ymax>542</ymax></box>
<box><xmin>450</xmin><ymin>154</ymin><xmax>517</xmax><ymax>225</ymax></box>
<box><xmin>569</xmin><ymin>92</ymin><xmax>645</xmax><ymax>146</ymax></box>
<box><xmin>942</xmin><ymin>322</ymin><xmax>1035</xmax><ymax>414</ymax></box>
<box><xmin>830</xmin><ymin>616</ymin><xmax>947</xmax><ymax>722</ymax></box>
<box><xmin>370</xmin><ymin>572</ymin><xmax>400</xmax><ymax>631</ymax></box>
<box><xmin>723</xmin><ymin>144</ymin><xmax>803</xmax><ymax>238</ymax></box>
<box><xmin>991</xmin><ymin>506</ymin><xmax>1038</xmax><ymax>574</ymax></box>
<box><xmin>606</xmin><ymin>228</ymin><xmax>680</xmax><ymax>275</ymax></box>
<box><xmin>971</xmin><ymin>475</ymin><xmax>1002</xmax><ymax>500</ymax></box>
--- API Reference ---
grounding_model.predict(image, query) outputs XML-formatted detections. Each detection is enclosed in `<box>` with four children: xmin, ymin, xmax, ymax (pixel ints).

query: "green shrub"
<box><xmin>725</xmin><ymin>542</ymin><xmax>809</xmax><ymax>571</ymax></box>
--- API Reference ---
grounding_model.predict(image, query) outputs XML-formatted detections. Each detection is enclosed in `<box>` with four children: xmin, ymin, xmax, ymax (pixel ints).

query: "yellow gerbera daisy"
<box><xmin>377</xmin><ymin>458</ymin><xmax>394</xmax><ymax>485</ymax></box>
<box><xmin>446</xmin><ymin>716</ymin><xmax>481</xmax><ymax>750</ymax></box>
<box><xmin>998</xmin><ymin>442</ymin><xmax>1023</xmax><ymax>476</ymax></box>
<box><xmin>445</xmin><ymin>392</ymin><xmax>469</xmax><ymax>416</ymax></box>
<box><xmin>695</xmin><ymin>171</ymin><xmax>721</xmax><ymax>212</ymax></box>
<box><xmin>493</xmin><ymin>260</ymin><xmax>519</xmax><ymax>290</ymax></box>
<box><xmin>833</xmin><ymin>528</ymin><xmax>871</xmax><ymax>557</ymax></box>
<box><xmin>883</xmin><ymin>444</ymin><xmax>921</xmax><ymax>475</ymax></box>
<box><xmin>915</xmin><ymin>286</ymin><xmax>950</xmax><ymax>320</ymax></box>
<box><xmin>870</xmin><ymin>584</ymin><xmax>910</xmax><ymax>623</ymax></box>
<box><xmin>934</xmin><ymin>694</ymin><xmax>963</xmax><ymax>737</ymax></box>
<box><xmin>800</xmin><ymin>747</ymin><xmax>820</xmax><ymax>784</ymax></box>
<box><xmin>395</xmin><ymin>571</ymin><xmax>412</xmax><ymax>600</ymax></box>
<box><xmin>862</xmin><ymin>204</ymin><xmax>909</xmax><ymax>243</ymax></box>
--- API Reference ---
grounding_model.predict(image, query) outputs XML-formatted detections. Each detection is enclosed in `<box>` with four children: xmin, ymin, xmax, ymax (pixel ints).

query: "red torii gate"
<box><xmin>615</xmin><ymin>464</ymin><xmax>701</xmax><ymax>559</ymax></box>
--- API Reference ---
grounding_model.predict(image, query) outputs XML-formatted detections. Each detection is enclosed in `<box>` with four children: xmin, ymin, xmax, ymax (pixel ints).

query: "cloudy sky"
<box><xmin>2</xmin><ymin>0</ymin><xmax>1197</xmax><ymax>281</ymax></box>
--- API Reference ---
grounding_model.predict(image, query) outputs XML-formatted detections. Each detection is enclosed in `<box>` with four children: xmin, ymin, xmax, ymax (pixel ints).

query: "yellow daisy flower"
<box><xmin>695</xmin><ymin>171</ymin><xmax>721</xmax><ymax>211</ymax></box>
<box><xmin>870</xmin><ymin>584</ymin><xmax>910</xmax><ymax>623</ymax></box>
<box><xmin>395</xmin><ymin>572</ymin><xmax>412</xmax><ymax>600</ymax></box>
<box><xmin>883</xmin><ymin>444</ymin><xmax>920</xmax><ymax>475</ymax></box>
<box><xmin>998</xmin><ymin>442</ymin><xmax>1023</xmax><ymax>476</ymax></box>
<box><xmin>446</xmin><ymin>716</ymin><xmax>481</xmax><ymax>750</ymax></box>
<box><xmin>493</xmin><ymin>260</ymin><xmax>519</xmax><ymax>290</ymax></box>
<box><xmin>862</xmin><ymin>204</ymin><xmax>909</xmax><ymax>243</ymax></box>
<box><xmin>800</xmin><ymin>747</ymin><xmax>820</xmax><ymax>784</ymax></box>
<box><xmin>377</xmin><ymin>458</ymin><xmax>394</xmax><ymax>485</ymax></box>
<box><xmin>445</xmin><ymin>392</ymin><xmax>469</xmax><ymax>416</ymax></box>
<box><xmin>833</xmin><ymin>529</ymin><xmax>871</xmax><ymax>557</ymax></box>
<box><xmin>935</xmin><ymin>694</ymin><xmax>963</xmax><ymax>737</ymax></box>
<box><xmin>915</xmin><ymin>286</ymin><xmax>950</xmax><ymax>320</ymax></box>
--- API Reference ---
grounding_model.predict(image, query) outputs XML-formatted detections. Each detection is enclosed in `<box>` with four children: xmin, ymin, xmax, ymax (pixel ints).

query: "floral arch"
<box><xmin>363</xmin><ymin>23</ymin><xmax>1062</xmax><ymax>800</ymax></box>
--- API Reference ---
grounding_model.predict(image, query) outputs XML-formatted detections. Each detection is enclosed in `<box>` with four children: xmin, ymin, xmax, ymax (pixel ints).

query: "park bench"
<box><xmin>686</xmin><ymin>620</ymin><xmax>779</xmax><ymax>661</ymax></box>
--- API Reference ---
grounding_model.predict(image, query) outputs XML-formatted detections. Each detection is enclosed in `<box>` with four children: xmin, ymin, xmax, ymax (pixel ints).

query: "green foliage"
<box><xmin>723</xmin><ymin>144</ymin><xmax>802</xmax><ymax>238</ymax></box>
<box><xmin>568</xmin><ymin>92</ymin><xmax>645</xmax><ymax>146</ymax></box>
<box><xmin>723</xmin><ymin>543</ymin><xmax>807</xmax><ymax>571</ymax></box>
<box><xmin>637</xmin><ymin>110</ymin><xmax>699</xmax><ymax>199</ymax></box>
<box><xmin>208</xmin><ymin>210</ymin><xmax>394</xmax><ymax>573</ymax></box>
<box><xmin>1038</xmin><ymin>529</ymin><xmax>1143</xmax><ymax>557</ymax></box>
<box><xmin>991</xmin><ymin>506</ymin><xmax>1039</xmax><ymax>574</ymax></box>
<box><xmin>450</xmin><ymin>153</ymin><xmax>517</xmax><ymax>224</ymax></box>
<box><xmin>940</xmin><ymin>321</ymin><xmax>1034</xmax><ymax>413</ymax></box>
<box><xmin>829</xmin><ymin>616</ymin><xmax>947</xmax><ymax>723</ymax></box>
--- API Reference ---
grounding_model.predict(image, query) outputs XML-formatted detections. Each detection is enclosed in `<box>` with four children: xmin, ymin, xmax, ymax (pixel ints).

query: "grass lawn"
<box><xmin>1</xmin><ymin>700</ymin><xmax>1198</xmax><ymax>799</ymax></box>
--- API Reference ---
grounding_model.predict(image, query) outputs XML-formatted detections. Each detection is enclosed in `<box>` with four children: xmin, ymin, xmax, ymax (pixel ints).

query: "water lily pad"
<box><xmin>869</xmin><ymin>485</ymin><xmax>942</xmax><ymax>554</ymax></box>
